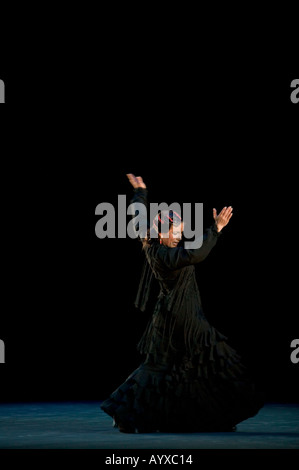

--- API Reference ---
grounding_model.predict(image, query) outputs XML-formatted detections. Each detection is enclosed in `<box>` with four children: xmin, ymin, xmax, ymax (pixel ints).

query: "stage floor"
<box><xmin>0</xmin><ymin>402</ymin><xmax>298</xmax><ymax>449</ymax></box>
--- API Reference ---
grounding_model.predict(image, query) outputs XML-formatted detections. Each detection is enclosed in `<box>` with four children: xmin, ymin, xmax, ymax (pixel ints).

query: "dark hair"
<box><xmin>142</xmin><ymin>210</ymin><xmax>182</xmax><ymax>248</ymax></box>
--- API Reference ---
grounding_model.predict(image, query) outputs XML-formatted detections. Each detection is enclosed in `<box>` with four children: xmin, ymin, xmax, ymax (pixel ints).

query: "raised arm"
<box><xmin>156</xmin><ymin>206</ymin><xmax>233</xmax><ymax>270</ymax></box>
<box><xmin>156</xmin><ymin>225</ymin><xmax>220</xmax><ymax>269</ymax></box>
<box><xmin>127</xmin><ymin>173</ymin><xmax>149</xmax><ymax>242</ymax></box>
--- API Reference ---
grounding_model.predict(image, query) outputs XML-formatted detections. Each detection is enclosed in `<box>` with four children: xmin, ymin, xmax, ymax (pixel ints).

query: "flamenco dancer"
<box><xmin>100</xmin><ymin>173</ymin><xmax>264</xmax><ymax>433</ymax></box>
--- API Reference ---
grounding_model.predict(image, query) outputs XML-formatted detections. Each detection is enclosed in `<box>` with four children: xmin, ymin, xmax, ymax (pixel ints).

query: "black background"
<box><xmin>0</xmin><ymin>42</ymin><xmax>298</xmax><ymax>406</ymax></box>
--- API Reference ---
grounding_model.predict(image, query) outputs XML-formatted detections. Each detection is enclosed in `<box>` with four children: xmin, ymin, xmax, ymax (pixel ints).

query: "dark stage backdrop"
<box><xmin>0</xmin><ymin>65</ymin><xmax>298</xmax><ymax>404</ymax></box>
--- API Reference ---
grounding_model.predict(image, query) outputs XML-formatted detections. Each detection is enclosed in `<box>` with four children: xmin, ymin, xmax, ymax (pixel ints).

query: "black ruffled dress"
<box><xmin>100</xmin><ymin>188</ymin><xmax>264</xmax><ymax>433</ymax></box>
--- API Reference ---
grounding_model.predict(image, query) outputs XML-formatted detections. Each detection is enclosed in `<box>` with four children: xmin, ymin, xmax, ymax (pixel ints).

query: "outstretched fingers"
<box><xmin>126</xmin><ymin>173</ymin><xmax>146</xmax><ymax>189</ymax></box>
<box><xmin>220</xmin><ymin>206</ymin><xmax>233</xmax><ymax>219</ymax></box>
<box><xmin>136</xmin><ymin>176</ymin><xmax>146</xmax><ymax>188</ymax></box>
<box><xmin>126</xmin><ymin>173</ymin><xmax>138</xmax><ymax>188</ymax></box>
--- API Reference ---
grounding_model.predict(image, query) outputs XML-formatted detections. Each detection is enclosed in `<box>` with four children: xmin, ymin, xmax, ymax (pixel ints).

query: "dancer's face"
<box><xmin>160</xmin><ymin>222</ymin><xmax>184</xmax><ymax>248</ymax></box>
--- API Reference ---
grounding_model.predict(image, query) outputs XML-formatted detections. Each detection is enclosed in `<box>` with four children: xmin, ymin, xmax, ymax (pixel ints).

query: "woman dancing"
<box><xmin>100</xmin><ymin>173</ymin><xmax>264</xmax><ymax>433</ymax></box>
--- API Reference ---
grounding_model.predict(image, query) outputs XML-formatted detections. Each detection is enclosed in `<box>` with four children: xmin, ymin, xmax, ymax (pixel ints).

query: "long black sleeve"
<box><xmin>155</xmin><ymin>224</ymin><xmax>221</xmax><ymax>270</ymax></box>
<box><xmin>131</xmin><ymin>186</ymin><xmax>148</xmax><ymax>207</ymax></box>
<box><xmin>129</xmin><ymin>187</ymin><xmax>149</xmax><ymax>241</ymax></box>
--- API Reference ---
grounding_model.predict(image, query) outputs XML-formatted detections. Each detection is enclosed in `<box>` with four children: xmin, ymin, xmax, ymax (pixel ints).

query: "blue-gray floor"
<box><xmin>0</xmin><ymin>402</ymin><xmax>298</xmax><ymax>449</ymax></box>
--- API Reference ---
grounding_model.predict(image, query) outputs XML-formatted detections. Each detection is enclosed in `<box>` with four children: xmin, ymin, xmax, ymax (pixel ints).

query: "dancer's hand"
<box><xmin>126</xmin><ymin>173</ymin><xmax>147</xmax><ymax>189</ymax></box>
<box><xmin>213</xmin><ymin>206</ymin><xmax>233</xmax><ymax>232</ymax></box>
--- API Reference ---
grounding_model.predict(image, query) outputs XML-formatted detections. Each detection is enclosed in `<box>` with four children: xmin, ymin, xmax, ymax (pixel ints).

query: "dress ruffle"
<box><xmin>100</xmin><ymin>324</ymin><xmax>263</xmax><ymax>433</ymax></box>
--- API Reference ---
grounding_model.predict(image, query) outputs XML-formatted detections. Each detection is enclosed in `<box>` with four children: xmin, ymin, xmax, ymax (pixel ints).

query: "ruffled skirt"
<box><xmin>100</xmin><ymin>323</ymin><xmax>264</xmax><ymax>433</ymax></box>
